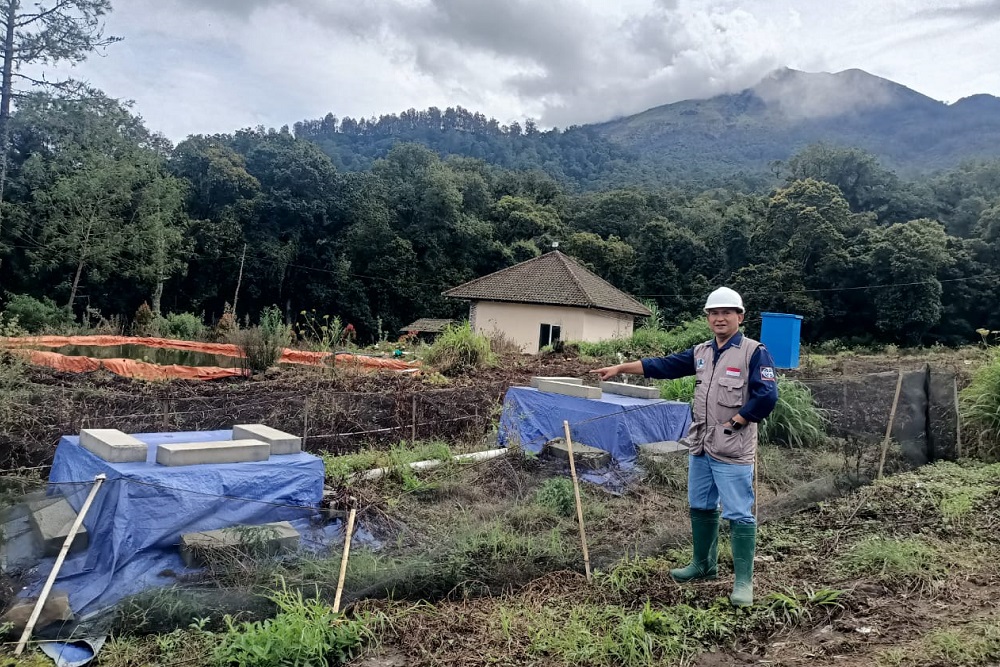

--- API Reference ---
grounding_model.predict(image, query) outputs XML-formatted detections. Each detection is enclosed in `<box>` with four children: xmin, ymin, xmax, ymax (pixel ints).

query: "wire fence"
<box><xmin>0</xmin><ymin>382</ymin><xmax>498</xmax><ymax>470</ymax></box>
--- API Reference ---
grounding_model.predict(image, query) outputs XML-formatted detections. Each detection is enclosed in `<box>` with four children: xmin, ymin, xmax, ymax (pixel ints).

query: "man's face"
<box><xmin>705</xmin><ymin>308</ymin><xmax>744</xmax><ymax>339</ymax></box>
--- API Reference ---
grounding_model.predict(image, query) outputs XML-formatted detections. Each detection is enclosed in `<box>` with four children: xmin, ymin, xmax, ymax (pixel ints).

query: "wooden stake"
<box><xmin>752</xmin><ymin>447</ymin><xmax>759</xmax><ymax>521</ymax></box>
<box><xmin>332</xmin><ymin>508</ymin><xmax>357</xmax><ymax>613</ymax></box>
<box><xmin>877</xmin><ymin>370</ymin><xmax>905</xmax><ymax>480</ymax></box>
<box><xmin>411</xmin><ymin>394</ymin><xmax>418</xmax><ymax>446</ymax></box>
<box><xmin>302</xmin><ymin>397</ymin><xmax>310</xmax><ymax>451</ymax></box>
<box><xmin>232</xmin><ymin>242</ymin><xmax>247</xmax><ymax>315</ymax></box>
<box><xmin>953</xmin><ymin>376</ymin><xmax>962</xmax><ymax>459</ymax></box>
<box><xmin>562</xmin><ymin>420</ymin><xmax>592</xmax><ymax>581</ymax></box>
<box><xmin>15</xmin><ymin>474</ymin><xmax>106</xmax><ymax>655</ymax></box>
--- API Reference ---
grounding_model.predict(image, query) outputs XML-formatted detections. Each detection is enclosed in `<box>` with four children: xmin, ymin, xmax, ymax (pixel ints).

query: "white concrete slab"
<box><xmin>79</xmin><ymin>428</ymin><xmax>148</xmax><ymax>463</ymax></box>
<box><xmin>232</xmin><ymin>424</ymin><xmax>301</xmax><ymax>455</ymax></box>
<box><xmin>28</xmin><ymin>497</ymin><xmax>88</xmax><ymax>557</ymax></box>
<box><xmin>601</xmin><ymin>381</ymin><xmax>660</xmax><ymax>400</ymax></box>
<box><xmin>530</xmin><ymin>376</ymin><xmax>584</xmax><ymax>389</ymax></box>
<box><xmin>156</xmin><ymin>439</ymin><xmax>270</xmax><ymax>466</ymax></box>
<box><xmin>180</xmin><ymin>521</ymin><xmax>300</xmax><ymax>567</ymax></box>
<box><xmin>535</xmin><ymin>379</ymin><xmax>602</xmax><ymax>399</ymax></box>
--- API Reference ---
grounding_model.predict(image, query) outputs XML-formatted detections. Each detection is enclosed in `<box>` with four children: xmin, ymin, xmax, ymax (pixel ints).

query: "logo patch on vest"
<box><xmin>761</xmin><ymin>366</ymin><xmax>776</xmax><ymax>381</ymax></box>
<box><xmin>696</xmin><ymin>358</ymin><xmax>705</xmax><ymax>370</ymax></box>
<box><xmin>725</xmin><ymin>367</ymin><xmax>741</xmax><ymax>377</ymax></box>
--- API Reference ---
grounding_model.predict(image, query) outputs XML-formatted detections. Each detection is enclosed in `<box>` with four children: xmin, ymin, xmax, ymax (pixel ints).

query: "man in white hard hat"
<box><xmin>593</xmin><ymin>287</ymin><xmax>778</xmax><ymax>606</ymax></box>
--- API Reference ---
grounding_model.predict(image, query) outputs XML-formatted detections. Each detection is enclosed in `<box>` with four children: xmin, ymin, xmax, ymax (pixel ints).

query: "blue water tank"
<box><xmin>760</xmin><ymin>312</ymin><xmax>803</xmax><ymax>369</ymax></box>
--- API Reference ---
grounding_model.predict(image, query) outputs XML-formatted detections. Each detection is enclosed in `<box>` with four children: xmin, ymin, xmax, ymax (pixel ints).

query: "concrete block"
<box><xmin>535</xmin><ymin>379</ymin><xmax>601</xmax><ymax>399</ymax></box>
<box><xmin>156</xmin><ymin>439</ymin><xmax>270</xmax><ymax>466</ymax></box>
<box><xmin>28</xmin><ymin>497</ymin><xmax>88</xmax><ymax>557</ymax></box>
<box><xmin>601</xmin><ymin>381</ymin><xmax>660</xmax><ymax>400</ymax></box>
<box><xmin>79</xmin><ymin>428</ymin><xmax>148</xmax><ymax>463</ymax></box>
<box><xmin>530</xmin><ymin>376</ymin><xmax>583</xmax><ymax>389</ymax></box>
<box><xmin>180</xmin><ymin>521</ymin><xmax>300</xmax><ymax>567</ymax></box>
<box><xmin>639</xmin><ymin>441</ymin><xmax>689</xmax><ymax>462</ymax></box>
<box><xmin>232</xmin><ymin>424</ymin><xmax>302</xmax><ymax>455</ymax></box>
<box><xmin>1</xmin><ymin>590</ymin><xmax>73</xmax><ymax>631</ymax></box>
<box><xmin>543</xmin><ymin>437</ymin><xmax>612</xmax><ymax>469</ymax></box>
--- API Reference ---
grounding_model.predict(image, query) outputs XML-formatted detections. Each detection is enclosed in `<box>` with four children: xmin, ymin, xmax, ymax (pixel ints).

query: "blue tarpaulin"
<box><xmin>498</xmin><ymin>387</ymin><xmax>692</xmax><ymax>464</ymax></box>
<box><xmin>36</xmin><ymin>430</ymin><xmax>327</xmax><ymax>615</ymax></box>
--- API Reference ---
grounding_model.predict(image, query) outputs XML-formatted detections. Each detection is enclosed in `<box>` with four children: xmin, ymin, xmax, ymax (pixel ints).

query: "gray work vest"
<box><xmin>684</xmin><ymin>336</ymin><xmax>761</xmax><ymax>465</ymax></box>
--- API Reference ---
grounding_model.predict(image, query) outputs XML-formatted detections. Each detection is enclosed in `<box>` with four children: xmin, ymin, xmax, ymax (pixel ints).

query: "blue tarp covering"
<box><xmin>37</xmin><ymin>430</ymin><xmax>326</xmax><ymax>615</ymax></box>
<box><xmin>498</xmin><ymin>387</ymin><xmax>692</xmax><ymax>464</ymax></box>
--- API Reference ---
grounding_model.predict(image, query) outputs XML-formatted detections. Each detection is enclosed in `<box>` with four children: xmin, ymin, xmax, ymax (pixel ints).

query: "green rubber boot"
<box><xmin>670</xmin><ymin>508</ymin><xmax>720</xmax><ymax>582</ymax></box>
<box><xmin>730</xmin><ymin>522</ymin><xmax>756</xmax><ymax>607</ymax></box>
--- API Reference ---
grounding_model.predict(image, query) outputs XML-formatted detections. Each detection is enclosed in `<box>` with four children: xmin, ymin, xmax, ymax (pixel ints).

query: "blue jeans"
<box><xmin>688</xmin><ymin>453</ymin><xmax>755</xmax><ymax>524</ymax></box>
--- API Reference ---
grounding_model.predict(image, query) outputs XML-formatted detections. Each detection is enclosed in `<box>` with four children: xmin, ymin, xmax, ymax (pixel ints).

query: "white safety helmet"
<box><xmin>704</xmin><ymin>287</ymin><xmax>744</xmax><ymax>313</ymax></box>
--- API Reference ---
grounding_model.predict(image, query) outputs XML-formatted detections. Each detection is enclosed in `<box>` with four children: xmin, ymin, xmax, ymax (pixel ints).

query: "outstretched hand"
<box><xmin>591</xmin><ymin>366</ymin><xmax>620</xmax><ymax>381</ymax></box>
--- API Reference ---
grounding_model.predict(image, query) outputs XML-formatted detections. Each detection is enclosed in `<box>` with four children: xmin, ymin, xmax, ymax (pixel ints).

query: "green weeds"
<box><xmin>212</xmin><ymin>580</ymin><xmax>377</xmax><ymax>666</ymax></box>
<box><xmin>839</xmin><ymin>536</ymin><xmax>945</xmax><ymax>589</ymax></box>
<box><xmin>960</xmin><ymin>350</ymin><xmax>1000</xmax><ymax>460</ymax></box>
<box><xmin>424</xmin><ymin>321</ymin><xmax>495</xmax><ymax>374</ymax></box>
<box><xmin>534</xmin><ymin>477</ymin><xmax>576</xmax><ymax>517</ymax></box>
<box><xmin>760</xmin><ymin>376</ymin><xmax>828</xmax><ymax>448</ymax></box>
<box><xmin>576</xmin><ymin>318</ymin><xmax>712</xmax><ymax>359</ymax></box>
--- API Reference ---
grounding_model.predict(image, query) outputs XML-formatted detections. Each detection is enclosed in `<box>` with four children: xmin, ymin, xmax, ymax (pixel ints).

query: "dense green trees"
<box><xmin>1</xmin><ymin>94</ymin><xmax>999</xmax><ymax>347</ymax></box>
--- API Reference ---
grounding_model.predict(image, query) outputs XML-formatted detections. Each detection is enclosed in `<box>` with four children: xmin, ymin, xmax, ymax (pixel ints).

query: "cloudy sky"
<box><xmin>38</xmin><ymin>0</ymin><xmax>1000</xmax><ymax>141</ymax></box>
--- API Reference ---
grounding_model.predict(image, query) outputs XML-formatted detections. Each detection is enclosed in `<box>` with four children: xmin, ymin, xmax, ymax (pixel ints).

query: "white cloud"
<box><xmin>22</xmin><ymin>0</ymin><xmax>1000</xmax><ymax>140</ymax></box>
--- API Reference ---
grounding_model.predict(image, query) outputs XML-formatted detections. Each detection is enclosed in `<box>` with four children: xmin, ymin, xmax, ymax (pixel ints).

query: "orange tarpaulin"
<box><xmin>3</xmin><ymin>335</ymin><xmax>420</xmax><ymax>380</ymax></box>
<box><xmin>20</xmin><ymin>349</ymin><xmax>245</xmax><ymax>381</ymax></box>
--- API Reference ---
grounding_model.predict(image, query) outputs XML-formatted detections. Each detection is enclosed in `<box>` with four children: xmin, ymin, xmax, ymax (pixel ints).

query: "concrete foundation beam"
<box><xmin>79</xmin><ymin>428</ymin><xmax>148</xmax><ymax>463</ymax></box>
<box><xmin>639</xmin><ymin>441</ymin><xmax>689</xmax><ymax>462</ymax></box>
<box><xmin>601</xmin><ymin>381</ymin><xmax>660</xmax><ymax>400</ymax></box>
<box><xmin>535</xmin><ymin>379</ymin><xmax>601</xmax><ymax>399</ymax></box>
<box><xmin>232</xmin><ymin>424</ymin><xmax>302</xmax><ymax>455</ymax></box>
<box><xmin>180</xmin><ymin>521</ymin><xmax>300</xmax><ymax>567</ymax></box>
<box><xmin>543</xmin><ymin>437</ymin><xmax>612</xmax><ymax>469</ymax></box>
<box><xmin>28</xmin><ymin>497</ymin><xmax>89</xmax><ymax>557</ymax></box>
<box><xmin>530</xmin><ymin>376</ymin><xmax>583</xmax><ymax>389</ymax></box>
<box><xmin>1</xmin><ymin>590</ymin><xmax>73</xmax><ymax>632</ymax></box>
<box><xmin>156</xmin><ymin>439</ymin><xmax>270</xmax><ymax>466</ymax></box>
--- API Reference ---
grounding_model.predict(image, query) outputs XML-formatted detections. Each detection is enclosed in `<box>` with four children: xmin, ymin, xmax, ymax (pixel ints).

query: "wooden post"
<box><xmin>953</xmin><ymin>377</ymin><xmax>962</xmax><ymax>459</ymax></box>
<box><xmin>411</xmin><ymin>394</ymin><xmax>418</xmax><ymax>446</ymax></box>
<box><xmin>232</xmin><ymin>242</ymin><xmax>247</xmax><ymax>315</ymax></box>
<box><xmin>562</xmin><ymin>420</ymin><xmax>592</xmax><ymax>581</ymax></box>
<box><xmin>302</xmin><ymin>397</ymin><xmax>310</xmax><ymax>451</ymax></box>
<box><xmin>15</xmin><ymin>474</ymin><xmax>106</xmax><ymax>655</ymax></box>
<box><xmin>332</xmin><ymin>508</ymin><xmax>357</xmax><ymax>613</ymax></box>
<box><xmin>877</xmin><ymin>370</ymin><xmax>905</xmax><ymax>480</ymax></box>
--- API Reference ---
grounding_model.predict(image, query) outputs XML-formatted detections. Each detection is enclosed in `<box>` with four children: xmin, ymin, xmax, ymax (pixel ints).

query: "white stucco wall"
<box><xmin>469</xmin><ymin>301</ymin><xmax>635</xmax><ymax>354</ymax></box>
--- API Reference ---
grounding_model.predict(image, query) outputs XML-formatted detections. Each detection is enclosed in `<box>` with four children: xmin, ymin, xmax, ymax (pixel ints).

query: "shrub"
<box><xmin>1</xmin><ymin>293</ymin><xmax>72</xmax><ymax>333</ymax></box>
<box><xmin>760</xmin><ymin>376</ymin><xmax>828</xmax><ymax>448</ymax></box>
<box><xmin>425</xmin><ymin>321</ymin><xmax>495</xmax><ymax>374</ymax></box>
<box><xmin>163</xmin><ymin>312</ymin><xmax>206</xmax><ymax>341</ymax></box>
<box><xmin>133</xmin><ymin>302</ymin><xmax>157</xmax><ymax>336</ymax></box>
<box><xmin>213</xmin><ymin>302</ymin><xmax>238</xmax><ymax>341</ymax></box>
<box><xmin>960</xmin><ymin>350</ymin><xmax>1000</xmax><ymax>461</ymax></box>
<box><xmin>576</xmin><ymin>318</ymin><xmax>711</xmax><ymax>359</ymax></box>
<box><xmin>535</xmin><ymin>477</ymin><xmax>576</xmax><ymax>517</ymax></box>
<box><xmin>231</xmin><ymin>306</ymin><xmax>291</xmax><ymax>375</ymax></box>
<box><xmin>296</xmin><ymin>310</ymin><xmax>344</xmax><ymax>352</ymax></box>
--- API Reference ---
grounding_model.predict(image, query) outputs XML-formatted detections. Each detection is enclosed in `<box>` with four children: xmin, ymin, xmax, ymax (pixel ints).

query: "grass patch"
<box><xmin>960</xmin><ymin>350</ymin><xmax>1000</xmax><ymax>461</ymax></box>
<box><xmin>575</xmin><ymin>318</ymin><xmax>711</xmax><ymax>359</ymax></box>
<box><xmin>877</xmin><ymin>619</ymin><xmax>1000</xmax><ymax>666</ymax></box>
<box><xmin>657</xmin><ymin>376</ymin><xmax>695</xmax><ymax>402</ymax></box>
<box><xmin>838</xmin><ymin>536</ymin><xmax>945</xmax><ymax>589</ymax></box>
<box><xmin>760</xmin><ymin>376</ymin><xmax>829</xmax><ymax>448</ymax></box>
<box><xmin>424</xmin><ymin>321</ymin><xmax>496</xmax><ymax>374</ymax></box>
<box><xmin>322</xmin><ymin>440</ymin><xmax>453</xmax><ymax>485</ymax></box>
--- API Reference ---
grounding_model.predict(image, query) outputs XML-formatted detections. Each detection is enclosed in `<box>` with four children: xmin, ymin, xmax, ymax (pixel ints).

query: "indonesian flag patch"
<box><xmin>761</xmin><ymin>366</ymin><xmax>776</xmax><ymax>381</ymax></box>
<box><xmin>725</xmin><ymin>367</ymin><xmax>741</xmax><ymax>377</ymax></box>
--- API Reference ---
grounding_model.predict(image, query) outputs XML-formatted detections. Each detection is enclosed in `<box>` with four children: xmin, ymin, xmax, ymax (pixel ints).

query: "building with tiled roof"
<box><xmin>443</xmin><ymin>251</ymin><xmax>651</xmax><ymax>353</ymax></box>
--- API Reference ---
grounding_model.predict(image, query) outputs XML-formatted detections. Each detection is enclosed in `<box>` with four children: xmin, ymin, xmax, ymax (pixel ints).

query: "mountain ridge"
<box><xmin>294</xmin><ymin>67</ymin><xmax>1000</xmax><ymax>187</ymax></box>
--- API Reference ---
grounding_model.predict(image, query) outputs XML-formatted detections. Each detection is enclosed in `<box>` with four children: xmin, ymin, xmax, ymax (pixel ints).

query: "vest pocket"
<box><xmin>716</xmin><ymin>376</ymin><xmax>745</xmax><ymax>408</ymax></box>
<box><xmin>712</xmin><ymin>423</ymin><xmax>748</xmax><ymax>460</ymax></box>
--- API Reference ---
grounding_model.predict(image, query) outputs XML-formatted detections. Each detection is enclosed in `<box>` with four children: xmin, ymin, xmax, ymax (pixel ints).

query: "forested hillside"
<box><xmin>294</xmin><ymin>69</ymin><xmax>1000</xmax><ymax>190</ymax></box>
<box><xmin>1</xmin><ymin>90</ymin><xmax>998</xmax><ymax>347</ymax></box>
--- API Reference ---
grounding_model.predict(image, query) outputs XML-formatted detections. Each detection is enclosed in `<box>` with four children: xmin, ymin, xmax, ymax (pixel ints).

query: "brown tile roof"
<box><xmin>400</xmin><ymin>318</ymin><xmax>454</xmax><ymax>333</ymax></box>
<box><xmin>443</xmin><ymin>251</ymin><xmax>651</xmax><ymax>317</ymax></box>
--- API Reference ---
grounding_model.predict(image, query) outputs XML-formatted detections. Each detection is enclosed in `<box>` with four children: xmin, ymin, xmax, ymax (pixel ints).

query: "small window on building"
<box><xmin>539</xmin><ymin>323</ymin><xmax>561</xmax><ymax>349</ymax></box>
